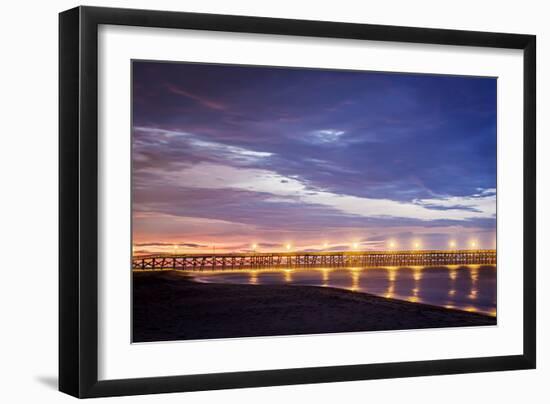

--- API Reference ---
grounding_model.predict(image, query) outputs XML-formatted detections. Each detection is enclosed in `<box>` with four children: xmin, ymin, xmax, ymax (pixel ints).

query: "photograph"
<box><xmin>131</xmin><ymin>61</ymin><xmax>497</xmax><ymax>342</ymax></box>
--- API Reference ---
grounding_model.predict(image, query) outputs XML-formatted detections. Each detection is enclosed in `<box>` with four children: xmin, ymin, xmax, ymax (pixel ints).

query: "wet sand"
<box><xmin>133</xmin><ymin>270</ymin><xmax>496</xmax><ymax>343</ymax></box>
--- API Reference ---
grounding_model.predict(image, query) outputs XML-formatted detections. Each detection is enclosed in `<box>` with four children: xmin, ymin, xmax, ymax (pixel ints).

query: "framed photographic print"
<box><xmin>59</xmin><ymin>6</ymin><xmax>536</xmax><ymax>398</ymax></box>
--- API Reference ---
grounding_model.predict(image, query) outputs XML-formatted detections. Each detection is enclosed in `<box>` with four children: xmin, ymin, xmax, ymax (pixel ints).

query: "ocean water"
<box><xmin>190</xmin><ymin>265</ymin><xmax>497</xmax><ymax>316</ymax></box>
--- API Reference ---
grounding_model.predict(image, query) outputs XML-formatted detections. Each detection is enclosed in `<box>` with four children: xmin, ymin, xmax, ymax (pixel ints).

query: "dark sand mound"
<box><xmin>133</xmin><ymin>270</ymin><xmax>496</xmax><ymax>342</ymax></box>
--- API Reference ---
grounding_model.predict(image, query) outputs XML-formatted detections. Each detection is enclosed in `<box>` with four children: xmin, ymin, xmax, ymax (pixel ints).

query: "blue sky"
<box><xmin>132</xmin><ymin>61</ymin><xmax>497</xmax><ymax>254</ymax></box>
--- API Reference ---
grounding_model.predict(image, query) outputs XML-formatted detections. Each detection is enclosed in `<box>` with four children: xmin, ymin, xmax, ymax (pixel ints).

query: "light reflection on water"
<box><xmin>190</xmin><ymin>265</ymin><xmax>497</xmax><ymax>316</ymax></box>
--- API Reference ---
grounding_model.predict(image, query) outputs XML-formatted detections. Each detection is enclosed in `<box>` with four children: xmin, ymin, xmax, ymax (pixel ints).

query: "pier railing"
<box><xmin>132</xmin><ymin>249</ymin><xmax>496</xmax><ymax>270</ymax></box>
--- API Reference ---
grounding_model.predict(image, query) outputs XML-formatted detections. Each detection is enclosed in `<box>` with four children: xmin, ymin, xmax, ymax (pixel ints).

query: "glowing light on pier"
<box><xmin>133</xmin><ymin>234</ymin><xmax>494</xmax><ymax>257</ymax></box>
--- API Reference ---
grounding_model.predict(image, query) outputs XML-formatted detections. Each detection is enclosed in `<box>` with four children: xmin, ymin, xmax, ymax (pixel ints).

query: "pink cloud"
<box><xmin>166</xmin><ymin>84</ymin><xmax>226</xmax><ymax>111</ymax></box>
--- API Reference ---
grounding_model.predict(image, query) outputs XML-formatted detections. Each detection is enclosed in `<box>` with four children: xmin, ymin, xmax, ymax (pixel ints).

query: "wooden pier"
<box><xmin>132</xmin><ymin>249</ymin><xmax>496</xmax><ymax>271</ymax></box>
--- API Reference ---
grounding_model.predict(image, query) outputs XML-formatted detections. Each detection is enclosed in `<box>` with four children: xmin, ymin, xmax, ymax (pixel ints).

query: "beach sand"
<box><xmin>133</xmin><ymin>270</ymin><xmax>496</xmax><ymax>342</ymax></box>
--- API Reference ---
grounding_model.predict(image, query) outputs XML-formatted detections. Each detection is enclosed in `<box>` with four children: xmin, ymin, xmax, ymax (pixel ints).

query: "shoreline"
<box><xmin>133</xmin><ymin>270</ymin><xmax>496</xmax><ymax>343</ymax></box>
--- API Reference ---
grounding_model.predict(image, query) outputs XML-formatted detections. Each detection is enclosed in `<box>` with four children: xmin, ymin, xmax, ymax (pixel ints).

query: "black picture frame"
<box><xmin>59</xmin><ymin>6</ymin><xmax>536</xmax><ymax>398</ymax></box>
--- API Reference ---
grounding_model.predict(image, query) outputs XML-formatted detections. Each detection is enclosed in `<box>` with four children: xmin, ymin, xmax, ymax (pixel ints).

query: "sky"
<box><xmin>132</xmin><ymin>61</ymin><xmax>497</xmax><ymax>255</ymax></box>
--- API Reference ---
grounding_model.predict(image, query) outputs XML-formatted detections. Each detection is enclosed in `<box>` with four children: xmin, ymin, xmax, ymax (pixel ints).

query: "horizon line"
<box><xmin>132</xmin><ymin>248</ymin><xmax>497</xmax><ymax>258</ymax></box>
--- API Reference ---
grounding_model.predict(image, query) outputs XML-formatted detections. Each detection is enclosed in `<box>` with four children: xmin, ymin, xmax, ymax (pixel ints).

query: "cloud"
<box><xmin>134</xmin><ymin>126</ymin><xmax>274</xmax><ymax>166</ymax></box>
<box><xmin>146</xmin><ymin>162</ymin><xmax>495</xmax><ymax>222</ymax></box>
<box><xmin>413</xmin><ymin>194</ymin><xmax>495</xmax><ymax>216</ymax></box>
<box><xmin>190</xmin><ymin>139</ymin><xmax>273</xmax><ymax>162</ymax></box>
<box><xmin>308</xmin><ymin>129</ymin><xmax>346</xmax><ymax>144</ymax></box>
<box><xmin>134</xmin><ymin>242</ymin><xmax>208</xmax><ymax>248</ymax></box>
<box><xmin>166</xmin><ymin>84</ymin><xmax>227</xmax><ymax>110</ymax></box>
<box><xmin>474</xmin><ymin>188</ymin><xmax>496</xmax><ymax>197</ymax></box>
